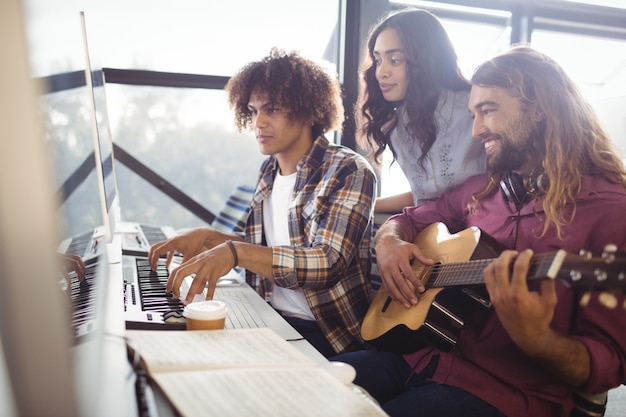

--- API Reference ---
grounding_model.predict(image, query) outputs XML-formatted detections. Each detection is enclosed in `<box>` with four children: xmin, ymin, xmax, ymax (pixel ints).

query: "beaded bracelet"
<box><xmin>225</xmin><ymin>240</ymin><xmax>238</xmax><ymax>269</ymax></box>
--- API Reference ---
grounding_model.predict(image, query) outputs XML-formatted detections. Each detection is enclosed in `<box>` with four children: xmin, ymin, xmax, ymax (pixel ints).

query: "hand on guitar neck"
<box><xmin>482</xmin><ymin>248</ymin><xmax>593</xmax><ymax>386</ymax></box>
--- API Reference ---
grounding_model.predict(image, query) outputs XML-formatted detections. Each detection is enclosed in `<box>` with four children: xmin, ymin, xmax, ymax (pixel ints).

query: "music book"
<box><xmin>126</xmin><ymin>328</ymin><xmax>387</xmax><ymax>417</ymax></box>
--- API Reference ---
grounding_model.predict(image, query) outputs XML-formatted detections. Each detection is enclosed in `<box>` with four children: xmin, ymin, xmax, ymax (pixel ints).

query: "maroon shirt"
<box><xmin>389</xmin><ymin>174</ymin><xmax>626</xmax><ymax>417</ymax></box>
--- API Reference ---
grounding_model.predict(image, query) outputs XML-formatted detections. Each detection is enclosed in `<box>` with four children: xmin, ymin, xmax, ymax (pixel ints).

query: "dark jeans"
<box><xmin>331</xmin><ymin>349</ymin><xmax>506</xmax><ymax>417</ymax></box>
<box><xmin>281</xmin><ymin>315</ymin><xmax>336</xmax><ymax>358</ymax></box>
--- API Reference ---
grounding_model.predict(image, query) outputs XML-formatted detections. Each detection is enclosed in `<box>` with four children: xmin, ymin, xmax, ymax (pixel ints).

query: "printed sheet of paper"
<box><xmin>152</xmin><ymin>367</ymin><xmax>389</xmax><ymax>417</ymax></box>
<box><xmin>126</xmin><ymin>328</ymin><xmax>316</xmax><ymax>373</ymax></box>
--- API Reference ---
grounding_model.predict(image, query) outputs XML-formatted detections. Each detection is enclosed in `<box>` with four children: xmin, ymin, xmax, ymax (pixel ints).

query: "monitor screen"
<box><xmin>69</xmin><ymin>12</ymin><xmax>130</xmax><ymax>416</ymax></box>
<box><xmin>80</xmin><ymin>10</ymin><xmax>120</xmax><ymax>246</ymax></box>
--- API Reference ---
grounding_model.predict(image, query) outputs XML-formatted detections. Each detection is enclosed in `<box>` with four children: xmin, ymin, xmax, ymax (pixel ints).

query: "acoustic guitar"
<box><xmin>361</xmin><ymin>222</ymin><xmax>626</xmax><ymax>354</ymax></box>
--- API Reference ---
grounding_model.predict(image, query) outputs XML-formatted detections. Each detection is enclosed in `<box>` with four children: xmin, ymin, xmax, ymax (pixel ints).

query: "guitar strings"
<box><xmin>421</xmin><ymin>252</ymin><xmax>563</xmax><ymax>289</ymax></box>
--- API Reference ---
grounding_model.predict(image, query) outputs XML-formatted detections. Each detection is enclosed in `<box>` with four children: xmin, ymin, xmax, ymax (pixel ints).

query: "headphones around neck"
<box><xmin>500</xmin><ymin>170</ymin><xmax>548</xmax><ymax>211</ymax></box>
<box><xmin>500</xmin><ymin>171</ymin><xmax>529</xmax><ymax>211</ymax></box>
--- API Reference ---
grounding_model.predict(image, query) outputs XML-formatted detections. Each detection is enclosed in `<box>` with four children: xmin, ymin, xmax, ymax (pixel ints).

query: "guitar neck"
<box><xmin>425</xmin><ymin>250</ymin><xmax>567</xmax><ymax>289</ymax></box>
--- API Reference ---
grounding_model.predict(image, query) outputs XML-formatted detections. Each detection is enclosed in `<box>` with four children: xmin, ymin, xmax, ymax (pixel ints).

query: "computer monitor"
<box><xmin>80</xmin><ymin>11</ymin><xmax>121</xmax><ymax>249</ymax></box>
<box><xmin>69</xmin><ymin>11</ymin><xmax>131</xmax><ymax>416</ymax></box>
<box><xmin>54</xmin><ymin>10</ymin><xmax>122</xmax><ymax>264</ymax></box>
<box><xmin>78</xmin><ymin>11</ymin><xmax>177</xmax><ymax>257</ymax></box>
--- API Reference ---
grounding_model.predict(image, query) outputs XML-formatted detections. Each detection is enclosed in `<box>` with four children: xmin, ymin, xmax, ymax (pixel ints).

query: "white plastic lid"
<box><xmin>322</xmin><ymin>361</ymin><xmax>357</xmax><ymax>384</ymax></box>
<box><xmin>183</xmin><ymin>300</ymin><xmax>228</xmax><ymax>320</ymax></box>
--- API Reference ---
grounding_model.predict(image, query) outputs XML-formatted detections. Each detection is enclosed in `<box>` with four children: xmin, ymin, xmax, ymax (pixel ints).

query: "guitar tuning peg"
<box><xmin>602</xmin><ymin>244</ymin><xmax>618</xmax><ymax>262</ymax></box>
<box><xmin>578</xmin><ymin>249</ymin><xmax>592</xmax><ymax>259</ymax></box>
<box><xmin>594</xmin><ymin>269</ymin><xmax>608</xmax><ymax>282</ymax></box>
<box><xmin>603</xmin><ymin>244</ymin><xmax>617</xmax><ymax>254</ymax></box>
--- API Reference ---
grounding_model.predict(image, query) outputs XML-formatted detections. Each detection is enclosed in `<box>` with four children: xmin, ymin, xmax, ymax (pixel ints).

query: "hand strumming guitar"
<box><xmin>374</xmin><ymin>221</ymin><xmax>435</xmax><ymax>309</ymax></box>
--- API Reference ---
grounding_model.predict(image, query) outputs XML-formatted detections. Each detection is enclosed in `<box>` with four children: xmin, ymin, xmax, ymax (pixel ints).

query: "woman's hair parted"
<box><xmin>357</xmin><ymin>7</ymin><xmax>469</xmax><ymax>166</ymax></box>
<box><xmin>225</xmin><ymin>48</ymin><xmax>344</xmax><ymax>139</ymax></box>
<box><xmin>469</xmin><ymin>45</ymin><xmax>626</xmax><ymax>238</ymax></box>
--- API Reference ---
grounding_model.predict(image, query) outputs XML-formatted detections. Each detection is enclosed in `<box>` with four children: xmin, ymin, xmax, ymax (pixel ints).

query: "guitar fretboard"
<box><xmin>425</xmin><ymin>250</ymin><xmax>567</xmax><ymax>289</ymax></box>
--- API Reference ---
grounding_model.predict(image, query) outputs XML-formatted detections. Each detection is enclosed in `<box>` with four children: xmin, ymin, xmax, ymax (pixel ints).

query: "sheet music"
<box><xmin>126</xmin><ymin>328</ymin><xmax>388</xmax><ymax>417</ymax></box>
<box><xmin>126</xmin><ymin>328</ymin><xmax>315</xmax><ymax>373</ymax></box>
<box><xmin>152</xmin><ymin>367</ymin><xmax>388</xmax><ymax>417</ymax></box>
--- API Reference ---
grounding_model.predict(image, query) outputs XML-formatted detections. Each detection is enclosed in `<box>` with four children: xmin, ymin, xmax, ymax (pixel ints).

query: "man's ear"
<box><xmin>534</xmin><ymin>107</ymin><xmax>545</xmax><ymax>122</ymax></box>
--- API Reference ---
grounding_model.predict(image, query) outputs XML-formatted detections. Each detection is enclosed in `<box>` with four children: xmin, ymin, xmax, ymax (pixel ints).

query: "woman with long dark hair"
<box><xmin>357</xmin><ymin>8</ymin><xmax>486</xmax><ymax>213</ymax></box>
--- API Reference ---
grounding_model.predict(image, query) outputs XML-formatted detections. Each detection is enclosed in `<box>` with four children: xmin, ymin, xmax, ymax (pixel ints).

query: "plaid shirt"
<box><xmin>244</xmin><ymin>136</ymin><xmax>376</xmax><ymax>354</ymax></box>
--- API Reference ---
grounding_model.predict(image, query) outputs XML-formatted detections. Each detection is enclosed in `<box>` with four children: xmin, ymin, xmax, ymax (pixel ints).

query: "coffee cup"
<box><xmin>183</xmin><ymin>300</ymin><xmax>227</xmax><ymax>330</ymax></box>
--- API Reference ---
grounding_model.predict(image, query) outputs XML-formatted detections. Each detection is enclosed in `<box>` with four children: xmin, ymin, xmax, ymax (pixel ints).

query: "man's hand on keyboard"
<box><xmin>148</xmin><ymin>227</ymin><xmax>218</xmax><ymax>270</ymax></box>
<box><xmin>166</xmin><ymin>241</ymin><xmax>236</xmax><ymax>305</ymax></box>
<box><xmin>59</xmin><ymin>253</ymin><xmax>86</xmax><ymax>282</ymax></box>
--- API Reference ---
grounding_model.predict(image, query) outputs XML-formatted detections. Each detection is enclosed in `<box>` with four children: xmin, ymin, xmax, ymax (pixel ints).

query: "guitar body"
<box><xmin>361</xmin><ymin>223</ymin><xmax>503</xmax><ymax>353</ymax></box>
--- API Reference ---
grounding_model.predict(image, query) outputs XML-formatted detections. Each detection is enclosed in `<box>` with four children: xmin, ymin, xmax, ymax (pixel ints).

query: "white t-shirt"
<box><xmin>391</xmin><ymin>89</ymin><xmax>487</xmax><ymax>206</ymax></box>
<box><xmin>262</xmin><ymin>171</ymin><xmax>315</xmax><ymax>321</ymax></box>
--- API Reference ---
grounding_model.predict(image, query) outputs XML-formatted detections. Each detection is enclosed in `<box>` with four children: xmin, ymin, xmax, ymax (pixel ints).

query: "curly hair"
<box><xmin>470</xmin><ymin>45</ymin><xmax>626</xmax><ymax>238</ymax></box>
<box><xmin>225</xmin><ymin>48</ymin><xmax>344</xmax><ymax>139</ymax></box>
<box><xmin>357</xmin><ymin>7</ymin><xmax>469</xmax><ymax>166</ymax></box>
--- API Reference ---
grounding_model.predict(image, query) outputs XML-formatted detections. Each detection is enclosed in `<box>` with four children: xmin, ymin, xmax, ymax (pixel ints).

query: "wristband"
<box><xmin>225</xmin><ymin>240</ymin><xmax>238</xmax><ymax>269</ymax></box>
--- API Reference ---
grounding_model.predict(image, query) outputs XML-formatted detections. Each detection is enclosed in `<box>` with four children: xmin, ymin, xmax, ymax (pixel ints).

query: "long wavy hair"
<box><xmin>357</xmin><ymin>8</ymin><xmax>469</xmax><ymax>167</ymax></box>
<box><xmin>470</xmin><ymin>45</ymin><xmax>626</xmax><ymax>238</ymax></box>
<box><xmin>225</xmin><ymin>48</ymin><xmax>344</xmax><ymax>139</ymax></box>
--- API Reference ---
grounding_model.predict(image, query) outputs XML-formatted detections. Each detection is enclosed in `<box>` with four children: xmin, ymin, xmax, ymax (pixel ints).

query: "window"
<box><xmin>105</xmin><ymin>84</ymin><xmax>266</xmax><ymax>228</ymax></box>
<box><xmin>24</xmin><ymin>0</ymin><xmax>341</xmax><ymax>232</ymax></box>
<box><xmin>531</xmin><ymin>30</ymin><xmax>626</xmax><ymax>159</ymax></box>
<box><xmin>24</xmin><ymin>0</ymin><xmax>341</xmax><ymax>77</ymax></box>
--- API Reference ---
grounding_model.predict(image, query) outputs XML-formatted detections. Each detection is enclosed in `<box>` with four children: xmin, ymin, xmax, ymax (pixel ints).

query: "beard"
<box><xmin>488</xmin><ymin>137</ymin><xmax>530</xmax><ymax>172</ymax></box>
<box><xmin>487</xmin><ymin>117</ymin><xmax>543</xmax><ymax>172</ymax></box>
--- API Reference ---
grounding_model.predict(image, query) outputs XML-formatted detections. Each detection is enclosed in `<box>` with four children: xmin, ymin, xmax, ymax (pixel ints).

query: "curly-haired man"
<box><xmin>149</xmin><ymin>48</ymin><xmax>377</xmax><ymax>356</ymax></box>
